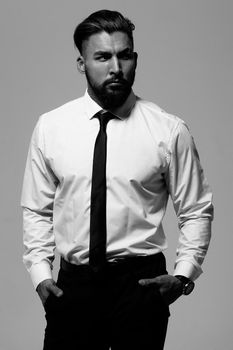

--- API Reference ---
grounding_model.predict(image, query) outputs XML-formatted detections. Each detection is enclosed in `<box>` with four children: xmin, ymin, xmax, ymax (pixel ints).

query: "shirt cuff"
<box><xmin>29</xmin><ymin>260</ymin><xmax>53</xmax><ymax>289</ymax></box>
<box><xmin>173</xmin><ymin>260</ymin><xmax>202</xmax><ymax>281</ymax></box>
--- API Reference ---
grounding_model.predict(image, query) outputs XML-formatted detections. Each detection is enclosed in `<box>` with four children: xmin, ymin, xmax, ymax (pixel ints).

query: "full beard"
<box><xmin>86</xmin><ymin>72</ymin><xmax>135</xmax><ymax>109</ymax></box>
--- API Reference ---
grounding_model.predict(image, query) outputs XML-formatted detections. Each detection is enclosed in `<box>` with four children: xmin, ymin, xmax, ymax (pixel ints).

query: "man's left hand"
<box><xmin>138</xmin><ymin>275</ymin><xmax>183</xmax><ymax>305</ymax></box>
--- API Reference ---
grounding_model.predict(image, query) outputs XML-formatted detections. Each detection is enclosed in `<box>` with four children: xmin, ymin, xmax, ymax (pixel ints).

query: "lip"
<box><xmin>107</xmin><ymin>81</ymin><xmax>124</xmax><ymax>86</ymax></box>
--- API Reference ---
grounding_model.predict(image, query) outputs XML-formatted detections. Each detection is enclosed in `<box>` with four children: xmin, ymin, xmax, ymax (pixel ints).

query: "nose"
<box><xmin>109</xmin><ymin>56</ymin><xmax>121</xmax><ymax>75</ymax></box>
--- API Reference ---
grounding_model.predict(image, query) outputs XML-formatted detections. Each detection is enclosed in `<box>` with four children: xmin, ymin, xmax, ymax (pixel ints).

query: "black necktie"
<box><xmin>89</xmin><ymin>111</ymin><xmax>114</xmax><ymax>271</ymax></box>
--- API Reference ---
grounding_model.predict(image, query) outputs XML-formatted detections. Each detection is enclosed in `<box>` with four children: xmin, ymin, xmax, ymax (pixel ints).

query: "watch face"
<box><xmin>184</xmin><ymin>281</ymin><xmax>195</xmax><ymax>295</ymax></box>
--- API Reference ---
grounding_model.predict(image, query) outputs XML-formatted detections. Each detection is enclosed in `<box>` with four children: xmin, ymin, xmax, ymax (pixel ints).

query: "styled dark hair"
<box><xmin>73</xmin><ymin>9</ymin><xmax>135</xmax><ymax>54</ymax></box>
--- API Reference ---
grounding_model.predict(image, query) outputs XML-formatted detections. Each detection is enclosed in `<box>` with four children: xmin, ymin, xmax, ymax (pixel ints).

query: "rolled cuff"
<box><xmin>29</xmin><ymin>260</ymin><xmax>53</xmax><ymax>289</ymax></box>
<box><xmin>173</xmin><ymin>260</ymin><xmax>202</xmax><ymax>281</ymax></box>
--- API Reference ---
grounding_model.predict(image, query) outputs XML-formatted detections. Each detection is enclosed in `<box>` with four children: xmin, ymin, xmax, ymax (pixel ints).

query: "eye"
<box><xmin>118</xmin><ymin>52</ymin><xmax>134</xmax><ymax>60</ymax></box>
<box><xmin>96</xmin><ymin>53</ymin><xmax>111</xmax><ymax>61</ymax></box>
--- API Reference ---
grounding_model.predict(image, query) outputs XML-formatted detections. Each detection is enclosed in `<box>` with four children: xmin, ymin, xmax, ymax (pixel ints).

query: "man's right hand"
<box><xmin>36</xmin><ymin>278</ymin><xmax>64</xmax><ymax>306</ymax></box>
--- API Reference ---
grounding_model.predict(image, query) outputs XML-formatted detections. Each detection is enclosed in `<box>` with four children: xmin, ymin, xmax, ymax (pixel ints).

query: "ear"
<box><xmin>77</xmin><ymin>56</ymin><xmax>85</xmax><ymax>74</ymax></box>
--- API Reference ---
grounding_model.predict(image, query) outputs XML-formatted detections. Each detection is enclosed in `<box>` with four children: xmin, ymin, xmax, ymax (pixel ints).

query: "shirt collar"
<box><xmin>84</xmin><ymin>89</ymin><xmax>136</xmax><ymax>120</ymax></box>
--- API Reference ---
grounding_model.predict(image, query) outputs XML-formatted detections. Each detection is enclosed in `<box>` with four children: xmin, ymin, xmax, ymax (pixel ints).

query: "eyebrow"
<box><xmin>94</xmin><ymin>51</ymin><xmax>110</xmax><ymax>56</ymax></box>
<box><xmin>94</xmin><ymin>48</ymin><xmax>133</xmax><ymax>56</ymax></box>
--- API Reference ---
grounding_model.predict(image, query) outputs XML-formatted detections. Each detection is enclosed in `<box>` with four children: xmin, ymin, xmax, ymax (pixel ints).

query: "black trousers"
<box><xmin>43</xmin><ymin>253</ymin><xmax>170</xmax><ymax>350</ymax></box>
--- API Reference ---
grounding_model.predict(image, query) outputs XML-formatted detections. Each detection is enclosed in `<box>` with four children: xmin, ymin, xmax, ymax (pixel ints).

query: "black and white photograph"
<box><xmin>0</xmin><ymin>1</ymin><xmax>232</xmax><ymax>349</ymax></box>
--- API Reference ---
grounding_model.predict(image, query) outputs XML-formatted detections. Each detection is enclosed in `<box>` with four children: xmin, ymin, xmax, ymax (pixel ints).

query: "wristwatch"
<box><xmin>175</xmin><ymin>275</ymin><xmax>195</xmax><ymax>295</ymax></box>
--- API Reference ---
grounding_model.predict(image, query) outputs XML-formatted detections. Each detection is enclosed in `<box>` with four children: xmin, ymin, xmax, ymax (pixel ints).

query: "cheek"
<box><xmin>123</xmin><ymin>61</ymin><xmax>136</xmax><ymax>76</ymax></box>
<box><xmin>124</xmin><ymin>65</ymin><xmax>136</xmax><ymax>80</ymax></box>
<box><xmin>87</xmin><ymin>64</ymin><xmax>108</xmax><ymax>82</ymax></box>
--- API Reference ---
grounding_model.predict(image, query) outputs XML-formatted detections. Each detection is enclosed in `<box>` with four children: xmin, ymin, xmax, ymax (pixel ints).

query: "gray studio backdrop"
<box><xmin>1</xmin><ymin>1</ymin><xmax>232</xmax><ymax>349</ymax></box>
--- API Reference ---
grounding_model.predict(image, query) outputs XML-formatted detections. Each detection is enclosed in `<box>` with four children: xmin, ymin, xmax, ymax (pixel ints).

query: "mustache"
<box><xmin>104</xmin><ymin>77</ymin><xmax>128</xmax><ymax>86</ymax></box>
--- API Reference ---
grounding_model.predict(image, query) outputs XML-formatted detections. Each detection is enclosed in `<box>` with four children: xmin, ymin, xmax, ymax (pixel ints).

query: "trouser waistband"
<box><xmin>60</xmin><ymin>253</ymin><xmax>165</xmax><ymax>278</ymax></box>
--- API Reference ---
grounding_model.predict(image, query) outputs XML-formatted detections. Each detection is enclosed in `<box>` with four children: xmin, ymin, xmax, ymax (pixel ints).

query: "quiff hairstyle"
<box><xmin>73</xmin><ymin>9</ymin><xmax>135</xmax><ymax>54</ymax></box>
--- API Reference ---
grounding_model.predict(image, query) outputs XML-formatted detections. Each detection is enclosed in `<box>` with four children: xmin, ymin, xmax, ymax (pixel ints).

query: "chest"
<box><xmin>44</xmin><ymin>117</ymin><xmax>169</xmax><ymax>189</ymax></box>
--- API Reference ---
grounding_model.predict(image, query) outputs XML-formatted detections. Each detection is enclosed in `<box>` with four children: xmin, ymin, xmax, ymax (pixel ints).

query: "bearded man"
<box><xmin>21</xmin><ymin>9</ymin><xmax>213</xmax><ymax>350</ymax></box>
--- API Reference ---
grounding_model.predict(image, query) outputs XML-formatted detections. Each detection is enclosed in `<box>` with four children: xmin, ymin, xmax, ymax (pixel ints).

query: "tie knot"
<box><xmin>96</xmin><ymin>111</ymin><xmax>115</xmax><ymax>130</ymax></box>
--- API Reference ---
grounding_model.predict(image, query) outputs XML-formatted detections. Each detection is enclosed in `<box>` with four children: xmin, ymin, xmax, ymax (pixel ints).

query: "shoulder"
<box><xmin>38</xmin><ymin>96</ymin><xmax>85</xmax><ymax>128</ymax></box>
<box><xmin>134</xmin><ymin>96</ymin><xmax>187</xmax><ymax>135</ymax></box>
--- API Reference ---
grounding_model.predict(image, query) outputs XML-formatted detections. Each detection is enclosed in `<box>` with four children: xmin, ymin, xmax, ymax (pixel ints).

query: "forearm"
<box><xmin>23</xmin><ymin>207</ymin><xmax>55</xmax><ymax>289</ymax></box>
<box><xmin>173</xmin><ymin>217</ymin><xmax>212</xmax><ymax>280</ymax></box>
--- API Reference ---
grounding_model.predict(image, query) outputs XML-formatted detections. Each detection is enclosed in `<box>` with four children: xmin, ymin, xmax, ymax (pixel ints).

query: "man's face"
<box><xmin>78</xmin><ymin>31</ymin><xmax>137</xmax><ymax>109</ymax></box>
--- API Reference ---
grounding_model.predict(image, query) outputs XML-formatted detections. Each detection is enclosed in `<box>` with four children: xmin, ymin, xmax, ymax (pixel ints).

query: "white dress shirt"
<box><xmin>21</xmin><ymin>90</ymin><xmax>213</xmax><ymax>288</ymax></box>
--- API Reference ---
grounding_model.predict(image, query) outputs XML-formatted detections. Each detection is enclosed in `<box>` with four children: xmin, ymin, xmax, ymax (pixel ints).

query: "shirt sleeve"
<box><xmin>21</xmin><ymin>115</ymin><xmax>58</xmax><ymax>289</ymax></box>
<box><xmin>165</xmin><ymin>120</ymin><xmax>214</xmax><ymax>280</ymax></box>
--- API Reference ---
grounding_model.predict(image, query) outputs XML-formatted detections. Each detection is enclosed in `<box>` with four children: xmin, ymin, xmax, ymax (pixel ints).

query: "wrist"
<box><xmin>30</xmin><ymin>261</ymin><xmax>53</xmax><ymax>289</ymax></box>
<box><xmin>175</xmin><ymin>275</ymin><xmax>195</xmax><ymax>295</ymax></box>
